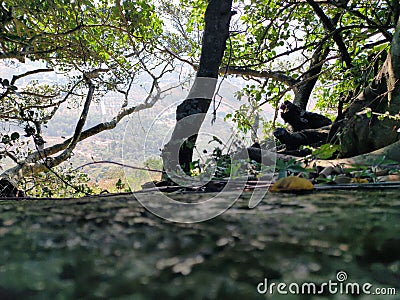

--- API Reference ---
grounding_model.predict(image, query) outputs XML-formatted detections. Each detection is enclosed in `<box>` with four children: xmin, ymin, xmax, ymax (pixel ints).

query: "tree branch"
<box><xmin>1</xmin><ymin>79</ymin><xmax>168</xmax><ymax>179</ymax></box>
<box><xmin>10</xmin><ymin>68</ymin><xmax>54</xmax><ymax>85</ymax></box>
<box><xmin>306</xmin><ymin>0</ymin><xmax>352</xmax><ymax>68</ymax></box>
<box><xmin>327</xmin><ymin>0</ymin><xmax>393</xmax><ymax>40</ymax></box>
<box><xmin>19</xmin><ymin>91</ymin><xmax>60</xmax><ymax>99</ymax></box>
<box><xmin>222</xmin><ymin>66</ymin><xmax>298</xmax><ymax>86</ymax></box>
<box><xmin>48</xmin><ymin>79</ymin><xmax>95</xmax><ymax>167</ymax></box>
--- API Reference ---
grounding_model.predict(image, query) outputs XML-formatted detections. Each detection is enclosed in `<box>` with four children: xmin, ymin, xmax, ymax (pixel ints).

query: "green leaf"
<box><xmin>286</xmin><ymin>165</ymin><xmax>307</xmax><ymax>173</ymax></box>
<box><xmin>312</xmin><ymin>144</ymin><xmax>340</xmax><ymax>159</ymax></box>
<box><xmin>373</xmin><ymin>42</ymin><xmax>389</xmax><ymax>52</ymax></box>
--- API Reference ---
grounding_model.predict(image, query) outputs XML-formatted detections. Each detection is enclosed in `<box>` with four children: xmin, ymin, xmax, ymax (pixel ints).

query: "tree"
<box><xmin>0</xmin><ymin>0</ymin><xmax>173</xmax><ymax>190</ymax></box>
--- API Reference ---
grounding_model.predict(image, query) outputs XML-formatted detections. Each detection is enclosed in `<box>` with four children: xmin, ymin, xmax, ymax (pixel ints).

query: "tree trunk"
<box><xmin>293</xmin><ymin>44</ymin><xmax>330</xmax><ymax>110</ymax></box>
<box><xmin>331</xmin><ymin>17</ymin><xmax>400</xmax><ymax>157</ymax></box>
<box><xmin>161</xmin><ymin>0</ymin><xmax>234</xmax><ymax>178</ymax></box>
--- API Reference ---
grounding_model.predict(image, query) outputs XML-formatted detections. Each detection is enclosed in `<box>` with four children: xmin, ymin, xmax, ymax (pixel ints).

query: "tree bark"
<box><xmin>162</xmin><ymin>0</ymin><xmax>234</xmax><ymax>176</ymax></box>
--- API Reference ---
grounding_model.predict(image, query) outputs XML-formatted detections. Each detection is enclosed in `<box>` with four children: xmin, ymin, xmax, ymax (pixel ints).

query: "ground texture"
<box><xmin>0</xmin><ymin>189</ymin><xmax>399</xmax><ymax>299</ymax></box>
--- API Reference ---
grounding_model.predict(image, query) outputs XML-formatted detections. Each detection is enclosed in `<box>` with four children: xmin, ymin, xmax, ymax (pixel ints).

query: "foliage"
<box><xmin>344</xmin><ymin>156</ymin><xmax>400</xmax><ymax>182</ymax></box>
<box><xmin>1</xmin><ymin>0</ymin><xmax>162</xmax><ymax>64</ymax></box>
<box><xmin>275</xmin><ymin>158</ymin><xmax>309</xmax><ymax>179</ymax></box>
<box><xmin>115</xmin><ymin>178</ymin><xmax>132</xmax><ymax>193</ymax></box>
<box><xmin>0</xmin><ymin>0</ymin><xmax>173</xmax><ymax>196</ymax></box>
<box><xmin>357</xmin><ymin>107</ymin><xmax>400</xmax><ymax>121</ymax></box>
<box><xmin>22</xmin><ymin>164</ymin><xmax>97</xmax><ymax>198</ymax></box>
<box><xmin>144</xmin><ymin>157</ymin><xmax>163</xmax><ymax>171</ymax></box>
<box><xmin>185</xmin><ymin>135</ymin><xmax>263</xmax><ymax>180</ymax></box>
<box><xmin>312</xmin><ymin>144</ymin><xmax>341</xmax><ymax>159</ymax></box>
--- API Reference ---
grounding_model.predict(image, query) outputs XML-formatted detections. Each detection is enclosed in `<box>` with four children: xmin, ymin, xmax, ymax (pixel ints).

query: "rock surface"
<box><xmin>0</xmin><ymin>190</ymin><xmax>399</xmax><ymax>299</ymax></box>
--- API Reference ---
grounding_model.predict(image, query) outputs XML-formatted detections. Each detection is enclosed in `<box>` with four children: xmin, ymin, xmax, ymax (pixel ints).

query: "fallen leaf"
<box><xmin>351</xmin><ymin>178</ymin><xmax>369</xmax><ymax>183</ymax></box>
<box><xmin>270</xmin><ymin>176</ymin><xmax>314</xmax><ymax>193</ymax></box>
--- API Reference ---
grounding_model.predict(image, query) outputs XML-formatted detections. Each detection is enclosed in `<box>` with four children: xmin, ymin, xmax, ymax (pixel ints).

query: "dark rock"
<box><xmin>277</xmin><ymin>148</ymin><xmax>312</xmax><ymax>157</ymax></box>
<box><xmin>273</xmin><ymin>101</ymin><xmax>332</xmax><ymax>155</ymax></box>
<box><xmin>250</xmin><ymin>141</ymin><xmax>261</xmax><ymax>149</ymax></box>
<box><xmin>280</xmin><ymin>101</ymin><xmax>332</xmax><ymax>132</ymax></box>
<box><xmin>273</xmin><ymin>127</ymin><xmax>329</xmax><ymax>150</ymax></box>
<box><xmin>244</xmin><ymin>147</ymin><xmax>276</xmax><ymax>165</ymax></box>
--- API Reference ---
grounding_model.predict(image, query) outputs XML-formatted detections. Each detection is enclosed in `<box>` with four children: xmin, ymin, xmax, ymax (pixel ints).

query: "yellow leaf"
<box><xmin>351</xmin><ymin>178</ymin><xmax>369</xmax><ymax>183</ymax></box>
<box><xmin>270</xmin><ymin>176</ymin><xmax>314</xmax><ymax>193</ymax></box>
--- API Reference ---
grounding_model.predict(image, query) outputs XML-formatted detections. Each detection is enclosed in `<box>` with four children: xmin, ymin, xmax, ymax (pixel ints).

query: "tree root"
<box><xmin>280</xmin><ymin>140</ymin><xmax>400</xmax><ymax>168</ymax></box>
